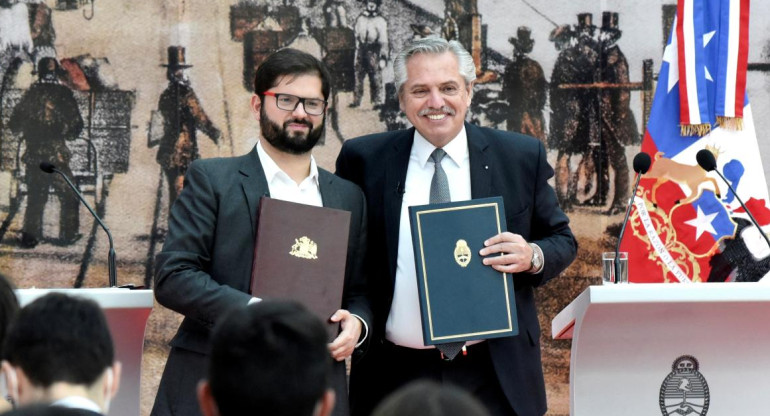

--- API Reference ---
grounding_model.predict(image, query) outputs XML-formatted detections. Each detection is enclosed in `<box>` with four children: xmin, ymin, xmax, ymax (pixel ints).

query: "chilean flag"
<box><xmin>621</xmin><ymin>0</ymin><xmax>770</xmax><ymax>283</ymax></box>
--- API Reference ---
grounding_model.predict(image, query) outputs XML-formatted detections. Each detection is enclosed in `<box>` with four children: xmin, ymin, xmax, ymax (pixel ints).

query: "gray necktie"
<box><xmin>429</xmin><ymin>148</ymin><xmax>465</xmax><ymax>360</ymax></box>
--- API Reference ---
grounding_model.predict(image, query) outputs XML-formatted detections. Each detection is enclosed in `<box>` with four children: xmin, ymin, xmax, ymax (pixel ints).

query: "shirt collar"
<box><xmin>256</xmin><ymin>140</ymin><xmax>319</xmax><ymax>186</ymax></box>
<box><xmin>412</xmin><ymin>126</ymin><xmax>468</xmax><ymax>168</ymax></box>
<box><xmin>51</xmin><ymin>396</ymin><xmax>102</xmax><ymax>413</ymax></box>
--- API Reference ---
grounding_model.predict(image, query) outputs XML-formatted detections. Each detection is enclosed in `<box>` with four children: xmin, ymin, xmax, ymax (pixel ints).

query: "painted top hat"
<box><xmin>602</xmin><ymin>11</ymin><xmax>620</xmax><ymax>31</ymax></box>
<box><xmin>576</xmin><ymin>12</ymin><xmax>596</xmax><ymax>34</ymax></box>
<box><xmin>161</xmin><ymin>46</ymin><xmax>193</xmax><ymax>69</ymax></box>
<box><xmin>508</xmin><ymin>26</ymin><xmax>535</xmax><ymax>54</ymax></box>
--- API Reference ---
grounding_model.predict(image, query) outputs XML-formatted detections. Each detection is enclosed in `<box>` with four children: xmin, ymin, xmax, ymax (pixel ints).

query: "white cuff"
<box><xmin>350</xmin><ymin>313</ymin><xmax>368</xmax><ymax>348</ymax></box>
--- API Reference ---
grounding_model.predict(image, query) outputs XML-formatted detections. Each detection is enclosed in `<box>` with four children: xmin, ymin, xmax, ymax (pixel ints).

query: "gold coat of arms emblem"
<box><xmin>290</xmin><ymin>236</ymin><xmax>318</xmax><ymax>260</ymax></box>
<box><xmin>454</xmin><ymin>239</ymin><xmax>471</xmax><ymax>267</ymax></box>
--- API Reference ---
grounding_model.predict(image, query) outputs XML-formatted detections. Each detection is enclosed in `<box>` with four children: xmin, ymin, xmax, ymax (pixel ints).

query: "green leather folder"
<box><xmin>408</xmin><ymin>196</ymin><xmax>519</xmax><ymax>345</ymax></box>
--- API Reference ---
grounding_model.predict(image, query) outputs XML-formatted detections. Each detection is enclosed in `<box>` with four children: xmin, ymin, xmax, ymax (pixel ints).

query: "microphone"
<box><xmin>39</xmin><ymin>162</ymin><xmax>117</xmax><ymax>287</ymax></box>
<box><xmin>695</xmin><ymin>149</ymin><xmax>770</xmax><ymax>250</ymax></box>
<box><xmin>615</xmin><ymin>152</ymin><xmax>652</xmax><ymax>283</ymax></box>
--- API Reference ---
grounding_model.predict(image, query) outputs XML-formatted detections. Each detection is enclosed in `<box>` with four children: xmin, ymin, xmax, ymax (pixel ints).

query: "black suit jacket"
<box><xmin>336</xmin><ymin>123</ymin><xmax>577</xmax><ymax>416</ymax></box>
<box><xmin>1</xmin><ymin>404</ymin><xmax>102</xmax><ymax>416</ymax></box>
<box><xmin>154</xmin><ymin>146</ymin><xmax>371</xmax><ymax>415</ymax></box>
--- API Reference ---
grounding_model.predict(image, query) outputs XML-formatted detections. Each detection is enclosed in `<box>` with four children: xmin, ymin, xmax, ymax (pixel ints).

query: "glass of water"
<box><xmin>602</xmin><ymin>252</ymin><xmax>628</xmax><ymax>284</ymax></box>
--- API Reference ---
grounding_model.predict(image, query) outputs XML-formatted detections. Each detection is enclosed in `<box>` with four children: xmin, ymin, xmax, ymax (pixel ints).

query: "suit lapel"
<box><xmin>239</xmin><ymin>146</ymin><xmax>270</xmax><ymax>239</ymax></box>
<box><xmin>384</xmin><ymin>129</ymin><xmax>414</xmax><ymax>279</ymax></box>
<box><xmin>466</xmin><ymin>123</ymin><xmax>493</xmax><ymax>199</ymax></box>
<box><xmin>319</xmin><ymin>169</ymin><xmax>342</xmax><ymax>209</ymax></box>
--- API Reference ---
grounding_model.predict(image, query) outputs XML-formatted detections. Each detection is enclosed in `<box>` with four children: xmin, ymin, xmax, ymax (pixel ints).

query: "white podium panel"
<box><xmin>17</xmin><ymin>288</ymin><xmax>153</xmax><ymax>416</ymax></box>
<box><xmin>552</xmin><ymin>283</ymin><xmax>770</xmax><ymax>415</ymax></box>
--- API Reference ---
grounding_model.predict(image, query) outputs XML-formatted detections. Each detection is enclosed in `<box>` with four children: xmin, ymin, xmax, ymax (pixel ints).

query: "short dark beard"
<box><xmin>260</xmin><ymin>106</ymin><xmax>324</xmax><ymax>155</ymax></box>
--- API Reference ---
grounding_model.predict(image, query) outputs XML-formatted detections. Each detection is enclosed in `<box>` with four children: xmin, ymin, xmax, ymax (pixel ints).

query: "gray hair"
<box><xmin>393</xmin><ymin>36</ymin><xmax>477</xmax><ymax>95</ymax></box>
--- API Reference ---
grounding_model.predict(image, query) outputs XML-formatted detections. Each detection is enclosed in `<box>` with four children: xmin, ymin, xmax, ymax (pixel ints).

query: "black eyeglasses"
<box><xmin>261</xmin><ymin>92</ymin><xmax>327</xmax><ymax>116</ymax></box>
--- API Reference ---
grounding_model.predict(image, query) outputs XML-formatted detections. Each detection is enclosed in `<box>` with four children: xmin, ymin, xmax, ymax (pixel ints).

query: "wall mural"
<box><xmin>0</xmin><ymin>0</ymin><xmax>769</xmax><ymax>414</ymax></box>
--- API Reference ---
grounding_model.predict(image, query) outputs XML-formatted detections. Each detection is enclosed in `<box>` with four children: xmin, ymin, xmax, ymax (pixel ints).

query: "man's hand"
<box><xmin>328</xmin><ymin>309</ymin><xmax>362</xmax><ymax>361</ymax></box>
<box><xmin>479</xmin><ymin>232</ymin><xmax>533</xmax><ymax>274</ymax></box>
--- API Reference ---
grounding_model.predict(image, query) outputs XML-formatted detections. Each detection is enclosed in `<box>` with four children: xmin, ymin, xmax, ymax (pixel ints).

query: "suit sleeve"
<box><xmin>345</xmin><ymin>186</ymin><xmax>373</xmax><ymax>351</ymax></box>
<box><xmin>527</xmin><ymin>140</ymin><xmax>578</xmax><ymax>286</ymax></box>
<box><xmin>154</xmin><ymin>161</ymin><xmax>252</xmax><ymax>328</ymax></box>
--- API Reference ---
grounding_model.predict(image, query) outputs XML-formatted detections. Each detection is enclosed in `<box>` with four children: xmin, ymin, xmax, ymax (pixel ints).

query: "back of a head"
<box><xmin>2</xmin><ymin>293</ymin><xmax>114</xmax><ymax>388</ymax></box>
<box><xmin>371</xmin><ymin>380</ymin><xmax>491</xmax><ymax>416</ymax></box>
<box><xmin>253</xmin><ymin>48</ymin><xmax>331</xmax><ymax>100</ymax></box>
<box><xmin>0</xmin><ymin>274</ymin><xmax>19</xmax><ymax>345</ymax></box>
<box><xmin>208</xmin><ymin>300</ymin><xmax>331</xmax><ymax>416</ymax></box>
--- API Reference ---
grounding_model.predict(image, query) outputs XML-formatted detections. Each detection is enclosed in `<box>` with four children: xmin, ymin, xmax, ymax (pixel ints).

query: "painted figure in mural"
<box><xmin>152</xmin><ymin>48</ymin><xmax>371</xmax><ymax>416</ymax></box>
<box><xmin>598</xmin><ymin>11</ymin><xmax>639</xmax><ymax>214</ymax></box>
<box><xmin>548</xmin><ymin>24</ymin><xmax>579</xmax><ymax>210</ymax></box>
<box><xmin>441</xmin><ymin>8</ymin><xmax>459</xmax><ymax>42</ymax></box>
<box><xmin>502</xmin><ymin>26</ymin><xmax>547</xmax><ymax>144</ymax></box>
<box><xmin>0</xmin><ymin>0</ymin><xmax>32</xmax><ymax>69</ymax></box>
<box><xmin>350</xmin><ymin>0</ymin><xmax>388</xmax><ymax>108</ymax></box>
<box><xmin>323</xmin><ymin>0</ymin><xmax>347</xmax><ymax>28</ymax></box>
<box><xmin>549</xmin><ymin>14</ymin><xmax>600</xmax><ymax>211</ymax></box>
<box><xmin>572</xmin><ymin>13</ymin><xmax>603</xmax><ymax>207</ymax></box>
<box><xmin>0</xmin><ymin>0</ymin><xmax>56</xmax><ymax>86</ymax></box>
<box><xmin>155</xmin><ymin>46</ymin><xmax>221</xmax><ymax>208</ymax></box>
<box><xmin>9</xmin><ymin>57</ymin><xmax>83</xmax><ymax>249</ymax></box>
<box><xmin>336</xmin><ymin>37</ymin><xmax>577</xmax><ymax>416</ymax></box>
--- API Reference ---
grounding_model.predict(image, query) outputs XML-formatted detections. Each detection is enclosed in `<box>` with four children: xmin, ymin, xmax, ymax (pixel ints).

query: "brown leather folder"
<box><xmin>250</xmin><ymin>197</ymin><xmax>351</xmax><ymax>340</ymax></box>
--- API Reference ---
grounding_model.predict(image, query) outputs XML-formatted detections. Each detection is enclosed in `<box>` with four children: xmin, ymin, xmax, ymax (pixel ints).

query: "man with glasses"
<box><xmin>151</xmin><ymin>48</ymin><xmax>371</xmax><ymax>416</ymax></box>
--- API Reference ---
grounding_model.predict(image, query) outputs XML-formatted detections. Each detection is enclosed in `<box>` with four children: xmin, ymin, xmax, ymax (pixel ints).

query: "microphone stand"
<box><xmin>711</xmin><ymin>169</ymin><xmax>770</xmax><ymax>250</ymax></box>
<box><xmin>615</xmin><ymin>172</ymin><xmax>644</xmax><ymax>284</ymax></box>
<box><xmin>49</xmin><ymin>168</ymin><xmax>117</xmax><ymax>287</ymax></box>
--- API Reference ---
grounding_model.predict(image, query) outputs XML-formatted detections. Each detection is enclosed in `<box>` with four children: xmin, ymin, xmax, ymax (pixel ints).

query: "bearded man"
<box><xmin>151</xmin><ymin>48</ymin><xmax>371</xmax><ymax>416</ymax></box>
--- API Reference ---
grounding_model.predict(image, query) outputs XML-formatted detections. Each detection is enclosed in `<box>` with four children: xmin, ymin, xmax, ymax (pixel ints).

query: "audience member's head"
<box><xmin>197</xmin><ymin>300</ymin><xmax>334</xmax><ymax>416</ymax></box>
<box><xmin>1</xmin><ymin>293</ymin><xmax>120</xmax><ymax>413</ymax></box>
<box><xmin>0</xmin><ymin>273</ymin><xmax>19</xmax><ymax>350</ymax></box>
<box><xmin>371</xmin><ymin>380</ymin><xmax>491</xmax><ymax>416</ymax></box>
<box><xmin>0</xmin><ymin>273</ymin><xmax>19</xmax><ymax>412</ymax></box>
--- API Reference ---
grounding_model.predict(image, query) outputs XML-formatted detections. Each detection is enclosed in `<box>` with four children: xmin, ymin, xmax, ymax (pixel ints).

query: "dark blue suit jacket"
<box><xmin>336</xmin><ymin>123</ymin><xmax>577</xmax><ymax>416</ymax></box>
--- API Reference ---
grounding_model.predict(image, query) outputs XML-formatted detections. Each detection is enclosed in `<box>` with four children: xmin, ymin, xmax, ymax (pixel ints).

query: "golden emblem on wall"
<box><xmin>454</xmin><ymin>239</ymin><xmax>471</xmax><ymax>267</ymax></box>
<box><xmin>290</xmin><ymin>236</ymin><xmax>318</xmax><ymax>260</ymax></box>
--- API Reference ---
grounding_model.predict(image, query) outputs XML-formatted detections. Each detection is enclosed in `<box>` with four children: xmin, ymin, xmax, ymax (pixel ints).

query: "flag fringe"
<box><xmin>679</xmin><ymin>123</ymin><xmax>712</xmax><ymax>137</ymax></box>
<box><xmin>716</xmin><ymin>116</ymin><xmax>744</xmax><ymax>131</ymax></box>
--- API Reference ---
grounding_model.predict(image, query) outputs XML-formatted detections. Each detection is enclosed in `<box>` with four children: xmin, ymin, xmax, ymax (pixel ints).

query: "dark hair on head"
<box><xmin>253</xmin><ymin>48</ymin><xmax>331</xmax><ymax>100</ymax></box>
<box><xmin>0</xmin><ymin>274</ymin><xmax>19</xmax><ymax>345</ymax></box>
<box><xmin>2</xmin><ymin>293</ymin><xmax>114</xmax><ymax>387</ymax></box>
<box><xmin>208</xmin><ymin>300</ymin><xmax>331</xmax><ymax>416</ymax></box>
<box><xmin>371</xmin><ymin>380</ymin><xmax>491</xmax><ymax>416</ymax></box>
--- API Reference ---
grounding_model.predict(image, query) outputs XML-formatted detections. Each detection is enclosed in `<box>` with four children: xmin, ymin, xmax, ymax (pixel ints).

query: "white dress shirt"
<box><xmin>256</xmin><ymin>140</ymin><xmax>323</xmax><ymax>207</ymax></box>
<box><xmin>386</xmin><ymin>127</ymin><xmax>472</xmax><ymax>349</ymax></box>
<box><xmin>52</xmin><ymin>396</ymin><xmax>102</xmax><ymax>413</ymax></box>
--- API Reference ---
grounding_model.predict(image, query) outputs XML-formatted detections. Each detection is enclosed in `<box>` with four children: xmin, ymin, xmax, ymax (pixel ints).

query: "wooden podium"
<box><xmin>552</xmin><ymin>283</ymin><xmax>770</xmax><ymax>415</ymax></box>
<box><xmin>17</xmin><ymin>288</ymin><xmax>153</xmax><ymax>416</ymax></box>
